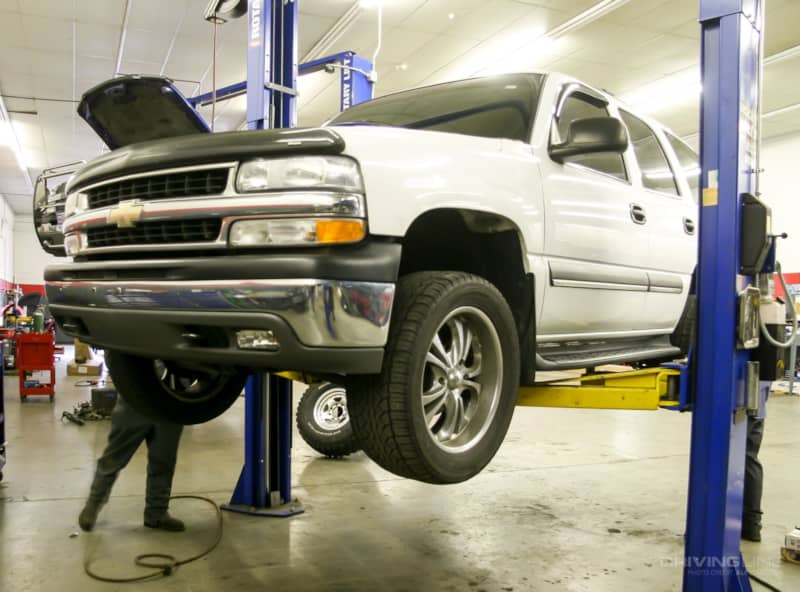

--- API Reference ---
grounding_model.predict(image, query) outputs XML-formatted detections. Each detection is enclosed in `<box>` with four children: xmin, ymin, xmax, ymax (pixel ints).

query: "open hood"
<box><xmin>77</xmin><ymin>76</ymin><xmax>210</xmax><ymax>150</ymax></box>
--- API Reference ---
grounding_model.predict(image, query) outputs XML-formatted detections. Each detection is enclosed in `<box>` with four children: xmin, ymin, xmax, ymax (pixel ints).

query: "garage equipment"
<box><xmin>187</xmin><ymin>51</ymin><xmax>375</xmax><ymax>116</ymax></box>
<box><xmin>16</xmin><ymin>332</ymin><xmax>55</xmax><ymax>401</ymax></box>
<box><xmin>521</xmin><ymin>1</ymin><xmax>772</xmax><ymax>589</ymax></box>
<box><xmin>200</xmin><ymin>0</ymin><xmax>374</xmax><ymax>517</ymax></box>
<box><xmin>175</xmin><ymin>0</ymin><xmax>771</xmax><ymax>589</ymax></box>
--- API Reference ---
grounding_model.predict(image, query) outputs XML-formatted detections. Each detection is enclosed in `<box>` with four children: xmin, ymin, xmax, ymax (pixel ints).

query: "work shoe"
<box><xmin>741</xmin><ymin>523</ymin><xmax>762</xmax><ymax>542</ymax></box>
<box><xmin>144</xmin><ymin>514</ymin><xmax>185</xmax><ymax>532</ymax></box>
<box><xmin>78</xmin><ymin>503</ymin><xmax>101</xmax><ymax>532</ymax></box>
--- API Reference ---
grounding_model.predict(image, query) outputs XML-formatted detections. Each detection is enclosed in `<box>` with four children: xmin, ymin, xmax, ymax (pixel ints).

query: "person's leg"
<box><xmin>143</xmin><ymin>421</ymin><xmax>184</xmax><ymax>530</ymax></box>
<box><xmin>80</xmin><ymin>398</ymin><xmax>150</xmax><ymax>530</ymax></box>
<box><xmin>742</xmin><ymin>416</ymin><xmax>765</xmax><ymax>541</ymax></box>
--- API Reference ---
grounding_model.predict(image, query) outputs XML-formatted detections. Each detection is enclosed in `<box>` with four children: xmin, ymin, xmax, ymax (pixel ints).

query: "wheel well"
<box><xmin>398</xmin><ymin>209</ymin><xmax>536</xmax><ymax>384</ymax></box>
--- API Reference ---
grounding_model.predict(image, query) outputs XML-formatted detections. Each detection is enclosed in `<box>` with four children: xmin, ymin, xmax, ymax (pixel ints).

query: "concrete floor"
<box><xmin>1</xmin><ymin>351</ymin><xmax>799</xmax><ymax>592</ymax></box>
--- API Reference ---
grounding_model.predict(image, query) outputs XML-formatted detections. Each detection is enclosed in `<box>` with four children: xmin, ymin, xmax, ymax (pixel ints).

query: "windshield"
<box><xmin>329</xmin><ymin>74</ymin><xmax>544</xmax><ymax>143</ymax></box>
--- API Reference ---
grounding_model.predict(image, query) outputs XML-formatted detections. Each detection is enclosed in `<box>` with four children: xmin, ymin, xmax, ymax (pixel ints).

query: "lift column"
<box><xmin>222</xmin><ymin>0</ymin><xmax>302</xmax><ymax>517</ymax></box>
<box><xmin>685</xmin><ymin>1</ymin><xmax>763</xmax><ymax>589</ymax></box>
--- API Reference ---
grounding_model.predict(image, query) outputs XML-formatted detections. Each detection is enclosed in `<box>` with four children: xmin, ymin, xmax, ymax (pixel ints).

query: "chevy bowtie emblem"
<box><xmin>107</xmin><ymin>202</ymin><xmax>144</xmax><ymax>228</ymax></box>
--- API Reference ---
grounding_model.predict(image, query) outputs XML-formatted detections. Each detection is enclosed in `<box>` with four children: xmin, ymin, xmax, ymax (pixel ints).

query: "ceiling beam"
<box><xmin>546</xmin><ymin>0</ymin><xmax>633</xmax><ymax>39</ymax></box>
<box><xmin>160</xmin><ymin>1</ymin><xmax>190</xmax><ymax>76</ymax></box>
<box><xmin>302</xmin><ymin>1</ymin><xmax>362</xmax><ymax>62</ymax></box>
<box><xmin>115</xmin><ymin>0</ymin><xmax>133</xmax><ymax>75</ymax></box>
<box><xmin>762</xmin><ymin>102</ymin><xmax>800</xmax><ymax>119</ymax></box>
<box><xmin>764</xmin><ymin>43</ymin><xmax>800</xmax><ymax>66</ymax></box>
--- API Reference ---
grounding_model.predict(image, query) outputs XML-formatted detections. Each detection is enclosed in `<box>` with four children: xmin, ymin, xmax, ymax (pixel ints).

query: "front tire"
<box><xmin>106</xmin><ymin>351</ymin><xmax>247</xmax><ymax>425</ymax></box>
<box><xmin>347</xmin><ymin>272</ymin><xmax>520</xmax><ymax>484</ymax></box>
<box><xmin>296</xmin><ymin>383</ymin><xmax>360</xmax><ymax>458</ymax></box>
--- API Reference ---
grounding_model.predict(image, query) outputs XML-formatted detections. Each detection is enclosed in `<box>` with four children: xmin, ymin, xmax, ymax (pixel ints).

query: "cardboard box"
<box><xmin>67</xmin><ymin>359</ymin><xmax>103</xmax><ymax>376</ymax></box>
<box><xmin>73</xmin><ymin>339</ymin><xmax>93</xmax><ymax>364</ymax></box>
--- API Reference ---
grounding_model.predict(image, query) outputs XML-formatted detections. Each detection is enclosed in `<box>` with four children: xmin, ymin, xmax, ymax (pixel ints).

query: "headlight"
<box><xmin>229</xmin><ymin>218</ymin><xmax>366</xmax><ymax>247</ymax></box>
<box><xmin>64</xmin><ymin>192</ymin><xmax>88</xmax><ymax>218</ymax></box>
<box><xmin>236</xmin><ymin>156</ymin><xmax>363</xmax><ymax>193</ymax></box>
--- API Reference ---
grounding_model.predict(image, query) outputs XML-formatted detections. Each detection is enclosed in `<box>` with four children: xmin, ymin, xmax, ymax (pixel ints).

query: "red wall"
<box><xmin>775</xmin><ymin>272</ymin><xmax>800</xmax><ymax>299</ymax></box>
<box><xmin>1</xmin><ymin>280</ymin><xmax>46</xmax><ymax>296</ymax></box>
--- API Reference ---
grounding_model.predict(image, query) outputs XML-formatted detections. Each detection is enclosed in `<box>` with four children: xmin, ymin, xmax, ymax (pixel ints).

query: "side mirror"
<box><xmin>33</xmin><ymin>161</ymin><xmax>85</xmax><ymax>257</ymax></box>
<box><xmin>549</xmin><ymin>117</ymin><xmax>629</xmax><ymax>162</ymax></box>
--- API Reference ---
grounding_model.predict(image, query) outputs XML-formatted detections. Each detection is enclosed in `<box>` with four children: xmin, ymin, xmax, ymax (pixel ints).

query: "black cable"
<box><xmin>749</xmin><ymin>572</ymin><xmax>782</xmax><ymax>592</ymax></box>
<box><xmin>83</xmin><ymin>495</ymin><xmax>223</xmax><ymax>583</ymax></box>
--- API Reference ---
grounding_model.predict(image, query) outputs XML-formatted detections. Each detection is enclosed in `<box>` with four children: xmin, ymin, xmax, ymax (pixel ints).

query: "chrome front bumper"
<box><xmin>48</xmin><ymin>279</ymin><xmax>395</xmax><ymax>348</ymax></box>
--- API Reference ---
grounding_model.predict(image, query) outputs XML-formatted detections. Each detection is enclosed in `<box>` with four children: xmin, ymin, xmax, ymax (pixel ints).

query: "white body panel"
<box><xmin>332</xmin><ymin>72</ymin><xmax>698</xmax><ymax>347</ymax></box>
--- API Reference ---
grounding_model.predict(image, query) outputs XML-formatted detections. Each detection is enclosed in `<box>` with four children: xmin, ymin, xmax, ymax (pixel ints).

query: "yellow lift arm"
<box><xmin>516</xmin><ymin>367</ymin><xmax>684</xmax><ymax>411</ymax></box>
<box><xmin>279</xmin><ymin>365</ymin><xmax>689</xmax><ymax>413</ymax></box>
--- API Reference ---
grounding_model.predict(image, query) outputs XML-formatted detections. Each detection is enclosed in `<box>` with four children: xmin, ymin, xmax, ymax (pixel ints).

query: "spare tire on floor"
<box><xmin>296</xmin><ymin>383</ymin><xmax>360</xmax><ymax>458</ymax></box>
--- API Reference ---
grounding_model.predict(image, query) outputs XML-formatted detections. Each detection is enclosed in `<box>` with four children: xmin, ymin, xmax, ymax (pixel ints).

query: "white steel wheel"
<box><xmin>297</xmin><ymin>383</ymin><xmax>360</xmax><ymax>458</ymax></box>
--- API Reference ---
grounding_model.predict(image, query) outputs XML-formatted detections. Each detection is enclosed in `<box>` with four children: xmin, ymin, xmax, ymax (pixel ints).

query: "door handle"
<box><xmin>683</xmin><ymin>217</ymin><xmax>696</xmax><ymax>235</ymax></box>
<box><xmin>630</xmin><ymin>203</ymin><xmax>647</xmax><ymax>225</ymax></box>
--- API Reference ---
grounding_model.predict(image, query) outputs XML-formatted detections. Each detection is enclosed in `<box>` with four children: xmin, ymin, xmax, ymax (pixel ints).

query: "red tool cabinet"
<box><xmin>16</xmin><ymin>333</ymin><xmax>55</xmax><ymax>401</ymax></box>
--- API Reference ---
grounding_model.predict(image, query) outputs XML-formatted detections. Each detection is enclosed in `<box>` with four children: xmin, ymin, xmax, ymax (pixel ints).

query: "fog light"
<box><xmin>236</xmin><ymin>330</ymin><xmax>280</xmax><ymax>351</ymax></box>
<box><xmin>64</xmin><ymin>232</ymin><xmax>87</xmax><ymax>257</ymax></box>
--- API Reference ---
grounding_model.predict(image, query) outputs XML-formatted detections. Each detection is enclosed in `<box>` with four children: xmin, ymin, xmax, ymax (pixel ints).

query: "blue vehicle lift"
<box><xmin>207</xmin><ymin>1</ymin><xmax>769</xmax><ymax>588</ymax></box>
<box><xmin>209</xmin><ymin>0</ymin><xmax>373</xmax><ymax>517</ymax></box>
<box><xmin>684</xmin><ymin>1</ymin><xmax>764</xmax><ymax>589</ymax></box>
<box><xmin>188</xmin><ymin>51</ymin><xmax>375</xmax><ymax>117</ymax></box>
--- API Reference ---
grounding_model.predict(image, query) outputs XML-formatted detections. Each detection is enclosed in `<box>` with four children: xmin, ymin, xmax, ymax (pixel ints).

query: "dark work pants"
<box><xmin>88</xmin><ymin>395</ymin><xmax>183</xmax><ymax>522</ymax></box>
<box><xmin>742</xmin><ymin>415</ymin><xmax>765</xmax><ymax>529</ymax></box>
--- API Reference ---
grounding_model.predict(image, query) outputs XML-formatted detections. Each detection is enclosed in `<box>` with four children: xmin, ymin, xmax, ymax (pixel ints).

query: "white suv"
<box><xmin>40</xmin><ymin>72</ymin><xmax>700</xmax><ymax>484</ymax></box>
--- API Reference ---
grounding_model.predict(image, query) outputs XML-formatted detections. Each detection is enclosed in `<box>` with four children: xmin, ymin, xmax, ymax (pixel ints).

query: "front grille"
<box><xmin>86</xmin><ymin>168</ymin><xmax>229</xmax><ymax>210</ymax></box>
<box><xmin>87</xmin><ymin>219</ymin><xmax>223</xmax><ymax>248</ymax></box>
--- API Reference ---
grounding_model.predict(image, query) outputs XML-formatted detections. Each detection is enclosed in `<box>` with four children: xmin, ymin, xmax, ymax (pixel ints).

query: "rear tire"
<box><xmin>106</xmin><ymin>350</ymin><xmax>247</xmax><ymax>425</ymax></box>
<box><xmin>347</xmin><ymin>271</ymin><xmax>520</xmax><ymax>484</ymax></box>
<box><xmin>296</xmin><ymin>383</ymin><xmax>360</xmax><ymax>458</ymax></box>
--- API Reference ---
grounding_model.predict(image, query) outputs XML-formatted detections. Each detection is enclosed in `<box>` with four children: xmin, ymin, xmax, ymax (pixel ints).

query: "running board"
<box><xmin>536</xmin><ymin>339</ymin><xmax>682</xmax><ymax>371</ymax></box>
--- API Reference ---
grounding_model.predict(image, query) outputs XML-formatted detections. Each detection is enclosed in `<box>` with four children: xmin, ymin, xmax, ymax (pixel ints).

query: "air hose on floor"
<box><xmin>83</xmin><ymin>495</ymin><xmax>223</xmax><ymax>583</ymax></box>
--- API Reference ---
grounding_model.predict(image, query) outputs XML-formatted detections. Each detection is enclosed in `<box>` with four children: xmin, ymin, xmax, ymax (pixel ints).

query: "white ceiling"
<box><xmin>0</xmin><ymin>0</ymin><xmax>798</xmax><ymax>213</ymax></box>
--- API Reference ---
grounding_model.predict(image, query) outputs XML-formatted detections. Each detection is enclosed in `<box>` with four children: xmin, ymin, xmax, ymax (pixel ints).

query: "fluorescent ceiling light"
<box><xmin>621</xmin><ymin>44</ymin><xmax>800</xmax><ymax>115</ymax></box>
<box><xmin>547</xmin><ymin>0</ymin><xmax>632</xmax><ymax>38</ymax></box>
<box><xmin>0</xmin><ymin>95</ymin><xmax>32</xmax><ymax>190</ymax></box>
<box><xmin>453</xmin><ymin>26</ymin><xmax>548</xmax><ymax>78</ymax></box>
<box><xmin>465</xmin><ymin>0</ymin><xmax>632</xmax><ymax>78</ymax></box>
<box><xmin>480</xmin><ymin>35</ymin><xmax>561</xmax><ymax>75</ymax></box>
<box><xmin>620</xmin><ymin>69</ymin><xmax>701</xmax><ymax>113</ymax></box>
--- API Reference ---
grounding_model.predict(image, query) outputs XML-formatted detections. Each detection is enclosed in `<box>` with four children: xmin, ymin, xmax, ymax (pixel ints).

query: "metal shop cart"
<box><xmin>16</xmin><ymin>333</ymin><xmax>55</xmax><ymax>401</ymax></box>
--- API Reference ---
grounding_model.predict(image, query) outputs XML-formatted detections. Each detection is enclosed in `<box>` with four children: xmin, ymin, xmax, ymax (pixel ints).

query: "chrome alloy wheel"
<box><xmin>312</xmin><ymin>386</ymin><xmax>350</xmax><ymax>431</ymax></box>
<box><xmin>421</xmin><ymin>306</ymin><xmax>503</xmax><ymax>452</ymax></box>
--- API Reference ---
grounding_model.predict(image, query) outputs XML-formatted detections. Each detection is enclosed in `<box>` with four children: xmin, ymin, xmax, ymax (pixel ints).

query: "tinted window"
<box><xmin>329</xmin><ymin>74</ymin><xmax>543</xmax><ymax>142</ymax></box>
<box><xmin>620</xmin><ymin>111</ymin><xmax>679</xmax><ymax>195</ymax></box>
<box><xmin>665</xmin><ymin>132</ymin><xmax>701</xmax><ymax>203</ymax></box>
<box><xmin>554</xmin><ymin>93</ymin><xmax>627</xmax><ymax>180</ymax></box>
